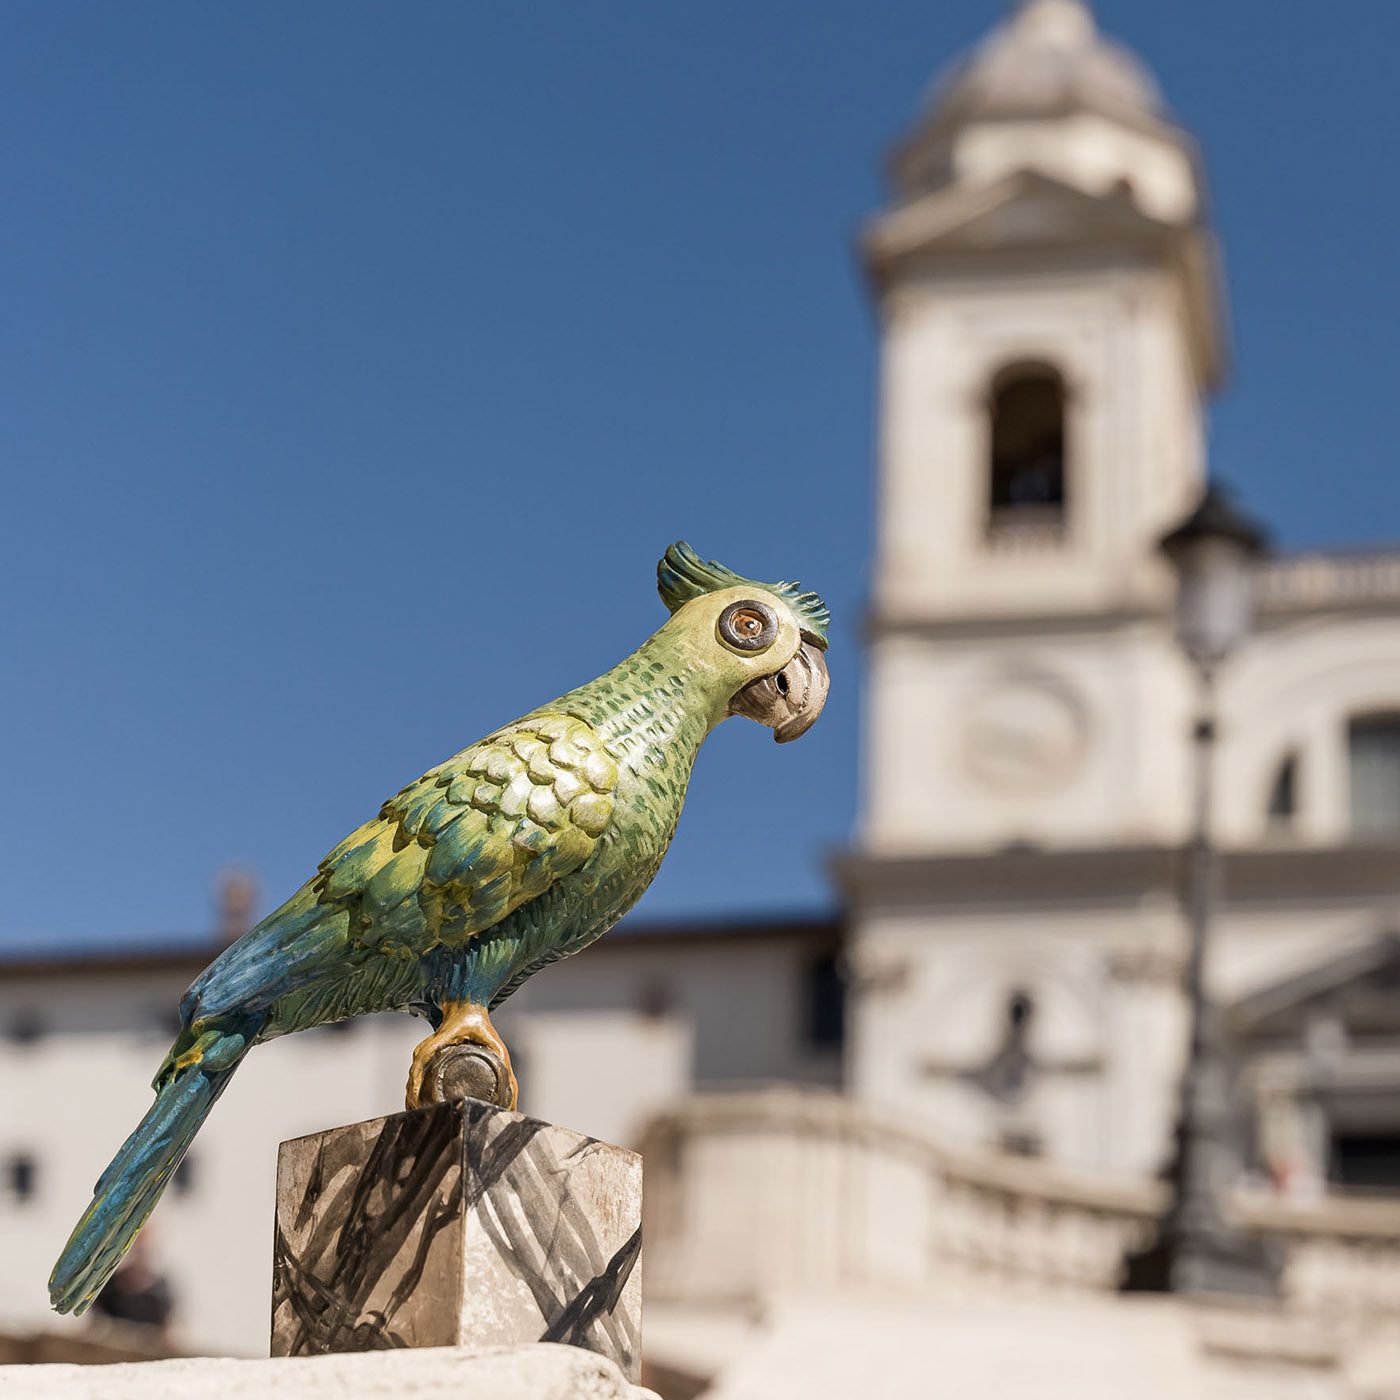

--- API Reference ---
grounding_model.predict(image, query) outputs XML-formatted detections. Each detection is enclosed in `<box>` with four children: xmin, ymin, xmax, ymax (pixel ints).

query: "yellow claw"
<box><xmin>405</xmin><ymin>1000</ymin><xmax>518</xmax><ymax>1112</ymax></box>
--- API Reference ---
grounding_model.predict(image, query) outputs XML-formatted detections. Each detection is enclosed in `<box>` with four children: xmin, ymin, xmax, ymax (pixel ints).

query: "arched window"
<box><xmin>1349</xmin><ymin>715</ymin><xmax>1400</xmax><ymax>836</ymax></box>
<box><xmin>987</xmin><ymin>365</ymin><xmax>1067</xmax><ymax>542</ymax></box>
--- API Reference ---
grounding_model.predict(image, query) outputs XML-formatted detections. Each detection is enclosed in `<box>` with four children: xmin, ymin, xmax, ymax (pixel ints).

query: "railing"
<box><xmin>1255</xmin><ymin>551</ymin><xmax>1400</xmax><ymax>612</ymax></box>
<box><xmin>1242</xmin><ymin>1193</ymin><xmax>1400</xmax><ymax>1322</ymax></box>
<box><xmin>639</xmin><ymin>1089</ymin><xmax>1400</xmax><ymax>1327</ymax></box>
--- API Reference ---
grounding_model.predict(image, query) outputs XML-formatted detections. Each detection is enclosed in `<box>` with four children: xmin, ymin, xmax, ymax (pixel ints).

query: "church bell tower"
<box><xmin>860</xmin><ymin>0</ymin><xmax>1226</xmax><ymax>855</ymax></box>
<box><xmin>845</xmin><ymin>0</ymin><xmax>1231</xmax><ymax>1171</ymax></box>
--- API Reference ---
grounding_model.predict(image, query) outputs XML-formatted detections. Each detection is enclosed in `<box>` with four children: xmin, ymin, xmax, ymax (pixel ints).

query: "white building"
<box><xmin>0</xmin><ymin>915</ymin><xmax>840</xmax><ymax>1357</ymax></box>
<box><xmin>841</xmin><ymin>0</ymin><xmax>1400</xmax><ymax>1190</ymax></box>
<box><xmin>6</xmin><ymin>0</ymin><xmax>1400</xmax><ymax>1386</ymax></box>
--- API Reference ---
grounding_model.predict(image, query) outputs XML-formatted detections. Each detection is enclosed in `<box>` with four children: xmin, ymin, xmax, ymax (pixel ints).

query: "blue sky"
<box><xmin>3</xmin><ymin>2</ymin><xmax>1398</xmax><ymax>953</ymax></box>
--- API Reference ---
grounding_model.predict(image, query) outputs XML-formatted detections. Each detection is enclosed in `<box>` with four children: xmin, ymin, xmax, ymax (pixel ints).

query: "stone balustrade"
<box><xmin>1255</xmin><ymin>551</ymin><xmax>1400</xmax><ymax>612</ymax></box>
<box><xmin>639</xmin><ymin>1089</ymin><xmax>1400</xmax><ymax>1327</ymax></box>
<box><xmin>1241</xmin><ymin>1194</ymin><xmax>1400</xmax><ymax>1324</ymax></box>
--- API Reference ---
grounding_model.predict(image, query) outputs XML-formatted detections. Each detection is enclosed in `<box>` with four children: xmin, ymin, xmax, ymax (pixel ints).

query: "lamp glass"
<box><xmin>1168</xmin><ymin>533</ymin><xmax>1255</xmax><ymax>667</ymax></box>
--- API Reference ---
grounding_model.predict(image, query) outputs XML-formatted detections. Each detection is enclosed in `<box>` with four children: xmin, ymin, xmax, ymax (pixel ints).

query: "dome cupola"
<box><xmin>890</xmin><ymin>0</ymin><xmax>1199</xmax><ymax>226</ymax></box>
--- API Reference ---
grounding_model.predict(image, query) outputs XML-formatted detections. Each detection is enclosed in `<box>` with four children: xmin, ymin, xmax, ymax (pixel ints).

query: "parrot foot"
<box><xmin>406</xmin><ymin>1001</ymin><xmax>518</xmax><ymax>1113</ymax></box>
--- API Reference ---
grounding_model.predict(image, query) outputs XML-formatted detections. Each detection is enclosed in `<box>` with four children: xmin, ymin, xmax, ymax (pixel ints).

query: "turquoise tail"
<box><xmin>48</xmin><ymin>1023</ymin><xmax>250</xmax><ymax>1315</ymax></box>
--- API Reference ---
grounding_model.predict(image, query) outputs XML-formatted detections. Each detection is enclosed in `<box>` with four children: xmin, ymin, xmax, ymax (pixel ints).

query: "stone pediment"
<box><xmin>1230</xmin><ymin>932</ymin><xmax>1400</xmax><ymax>1043</ymax></box>
<box><xmin>864</xmin><ymin>169</ymin><xmax>1178</xmax><ymax>270</ymax></box>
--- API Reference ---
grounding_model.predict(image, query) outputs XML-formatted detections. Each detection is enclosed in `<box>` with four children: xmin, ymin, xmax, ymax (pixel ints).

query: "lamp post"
<box><xmin>1123</xmin><ymin>483</ymin><xmax>1280</xmax><ymax>1297</ymax></box>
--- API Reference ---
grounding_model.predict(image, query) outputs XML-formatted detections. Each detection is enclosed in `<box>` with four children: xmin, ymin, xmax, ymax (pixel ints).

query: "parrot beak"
<box><xmin>727</xmin><ymin>639</ymin><xmax>830</xmax><ymax>743</ymax></box>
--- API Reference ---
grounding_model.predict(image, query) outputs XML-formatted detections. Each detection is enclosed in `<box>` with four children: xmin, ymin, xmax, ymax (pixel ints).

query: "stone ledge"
<box><xmin>0</xmin><ymin>1342</ymin><xmax>662</xmax><ymax>1400</ymax></box>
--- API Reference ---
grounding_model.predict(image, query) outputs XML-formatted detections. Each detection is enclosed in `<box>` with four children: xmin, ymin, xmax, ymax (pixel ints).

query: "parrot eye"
<box><xmin>717</xmin><ymin>600</ymin><xmax>778</xmax><ymax>653</ymax></box>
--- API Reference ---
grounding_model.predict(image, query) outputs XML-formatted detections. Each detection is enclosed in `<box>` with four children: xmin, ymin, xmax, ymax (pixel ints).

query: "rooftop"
<box><xmin>924</xmin><ymin>0</ymin><xmax>1164</xmax><ymax>135</ymax></box>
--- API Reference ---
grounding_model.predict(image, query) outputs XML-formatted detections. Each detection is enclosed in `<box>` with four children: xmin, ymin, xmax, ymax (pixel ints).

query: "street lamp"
<box><xmin>1123</xmin><ymin>482</ymin><xmax>1280</xmax><ymax>1297</ymax></box>
<box><xmin>1161</xmin><ymin>486</ymin><xmax>1264</xmax><ymax>671</ymax></box>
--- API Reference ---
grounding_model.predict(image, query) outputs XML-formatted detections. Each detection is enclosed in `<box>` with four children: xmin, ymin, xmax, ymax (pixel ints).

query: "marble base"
<box><xmin>270</xmin><ymin>1099</ymin><xmax>643</xmax><ymax>1380</ymax></box>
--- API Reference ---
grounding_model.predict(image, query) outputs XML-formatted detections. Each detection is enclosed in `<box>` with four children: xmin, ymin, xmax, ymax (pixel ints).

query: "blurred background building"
<box><xmin>6</xmin><ymin>1</ymin><xmax>1400</xmax><ymax>1393</ymax></box>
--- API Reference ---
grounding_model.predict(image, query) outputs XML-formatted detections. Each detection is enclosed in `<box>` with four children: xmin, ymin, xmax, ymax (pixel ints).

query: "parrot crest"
<box><xmin>657</xmin><ymin>541</ymin><xmax>829</xmax><ymax>650</ymax></box>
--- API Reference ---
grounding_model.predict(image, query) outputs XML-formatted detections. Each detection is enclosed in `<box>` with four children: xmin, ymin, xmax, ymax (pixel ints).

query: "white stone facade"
<box><xmin>0</xmin><ymin>959</ymin><xmax>420</xmax><ymax>1357</ymax></box>
<box><xmin>846</xmin><ymin>0</ymin><xmax>1400</xmax><ymax>1189</ymax></box>
<box><xmin>0</xmin><ymin>921</ymin><xmax>839</xmax><ymax>1358</ymax></box>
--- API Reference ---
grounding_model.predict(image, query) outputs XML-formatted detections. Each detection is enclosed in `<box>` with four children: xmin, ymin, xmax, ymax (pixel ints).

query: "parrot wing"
<box><xmin>181</xmin><ymin>712</ymin><xmax>618</xmax><ymax>1024</ymax></box>
<box><xmin>327</xmin><ymin>710</ymin><xmax>619</xmax><ymax>953</ymax></box>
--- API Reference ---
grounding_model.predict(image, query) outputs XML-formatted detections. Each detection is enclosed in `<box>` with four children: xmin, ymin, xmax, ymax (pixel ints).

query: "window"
<box><xmin>636</xmin><ymin>977</ymin><xmax>674</xmax><ymax>1021</ymax></box>
<box><xmin>805</xmin><ymin>955</ymin><xmax>846</xmax><ymax>1049</ymax></box>
<box><xmin>1266</xmin><ymin>753</ymin><xmax>1298</xmax><ymax>827</ymax></box>
<box><xmin>1330</xmin><ymin>1133</ymin><xmax>1400</xmax><ymax>1191</ymax></box>
<box><xmin>173</xmin><ymin>1155</ymin><xmax>196</xmax><ymax>1198</ymax></box>
<box><xmin>988</xmin><ymin>365</ymin><xmax>1067</xmax><ymax>541</ymax></box>
<box><xmin>6</xmin><ymin>1153</ymin><xmax>37</xmax><ymax>1204</ymax></box>
<box><xmin>1348</xmin><ymin>715</ymin><xmax>1400</xmax><ymax>836</ymax></box>
<box><xmin>7</xmin><ymin>1012</ymin><xmax>44</xmax><ymax>1046</ymax></box>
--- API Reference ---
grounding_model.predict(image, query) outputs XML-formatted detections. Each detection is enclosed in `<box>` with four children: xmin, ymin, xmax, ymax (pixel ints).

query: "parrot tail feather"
<box><xmin>48</xmin><ymin>1024</ymin><xmax>250</xmax><ymax>1316</ymax></box>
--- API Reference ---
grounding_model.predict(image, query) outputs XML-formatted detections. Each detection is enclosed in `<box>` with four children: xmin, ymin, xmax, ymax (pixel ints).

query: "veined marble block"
<box><xmin>271</xmin><ymin>1099</ymin><xmax>642</xmax><ymax>1380</ymax></box>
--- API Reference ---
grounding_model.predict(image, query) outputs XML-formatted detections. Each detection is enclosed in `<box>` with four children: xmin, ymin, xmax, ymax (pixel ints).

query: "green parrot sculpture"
<box><xmin>49</xmin><ymin>542</ymin><xmax>830</xmax><ymax>1316</ymax></box>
